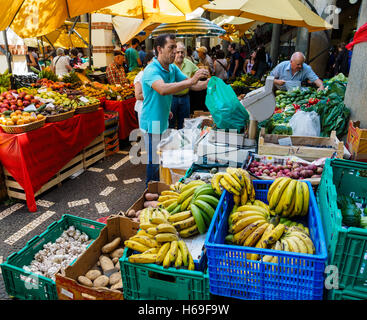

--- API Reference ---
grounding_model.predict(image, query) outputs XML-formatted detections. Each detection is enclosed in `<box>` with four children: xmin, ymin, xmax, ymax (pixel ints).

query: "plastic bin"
<box><xmin>120</xmin><ymin>248</ymin><xmax>210</xmax><ymax>300</ymax></box>
<box><xmin>0</xmin><ymin>214</ymin><xmax>105</xmax><ymax>300</ymax></box>
<box><xmin>205</xmin><ymin>180</ymin><xmax>328</xmax><ymax>300</ymax></box>
<box><xmin>317</xmin><ymin>158</ymin><xmax>367</xmax><ymax>299</ymax></box>
<box><xmin>330</xmin><ymin>288</ymin><xmax>366</xmax><ymax>300</ymax></box>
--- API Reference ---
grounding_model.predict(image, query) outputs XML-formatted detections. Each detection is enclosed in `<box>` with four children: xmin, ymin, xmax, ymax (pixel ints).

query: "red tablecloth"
<box><xmin>104</xmin><ymin>98</ymin><xmax>138</xmax><ymax>140</ymax></box>
<box><xmin>0</xmin><ymin>108</ymin><xmax>105</xmax><ymax>212</ymax></box>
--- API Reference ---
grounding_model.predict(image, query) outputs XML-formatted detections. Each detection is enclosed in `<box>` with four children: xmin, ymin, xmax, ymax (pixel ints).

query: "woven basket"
<box><xmin>0</xmin><ymin>118</ymin><xmax>46</xmax><ymax>134</ymax></box>
<box><xmin>75</xmin><ymin>103</ymin><xmax>100</xmax><ymax>114</ymax></box>
<box><xmin>45</xmin><ymin>109</ymin><xmax>75</xmax><ymax>123</ymax></box>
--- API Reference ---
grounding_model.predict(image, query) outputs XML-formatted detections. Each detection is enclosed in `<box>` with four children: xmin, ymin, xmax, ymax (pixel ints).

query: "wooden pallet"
<box><xmin>4</xmin><ymin>134</ymin><xmax>105</xmax><ymax>201</ymax></box>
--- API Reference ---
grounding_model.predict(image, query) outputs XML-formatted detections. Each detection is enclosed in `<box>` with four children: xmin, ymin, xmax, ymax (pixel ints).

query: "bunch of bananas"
<box><xmin>0</xmin><ymin>69</ymin><xmax>11</xmax><ymax>92</ymax></box>
<box><xmin>268</xmin><ymin>177</ymin><xmax>309</xmax><ymax>217</ymax></box>
<box><xmin>125</xmin><ymin>208</ymin><xmax>195</xmax><ymax>270</ymax></box>
<box><xmin>18</xmin><ymin>87</ymin><xmax>38</xmax><ymax>95</ymax></box>
<box><xmin>159</xmin><ymin>181</ymin><xmax>220</xmax><ymax>235</ymax></box>
<box><xmin>279</xmin><ymin>217</ymin><xmax>309</xmax><ymax>235</ymax></box>
<box><xmin>211</xmin><ymin>168</ymin><xmax>255</xmax><ymax>206</ymax></box>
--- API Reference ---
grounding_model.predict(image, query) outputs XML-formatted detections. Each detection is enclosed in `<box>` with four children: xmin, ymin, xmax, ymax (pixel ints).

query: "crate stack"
<box><xmin>104</xmin><ymin>111</ymin><xmax>119</xmax><ymax>157</ymax></box>
<box><xmin>317</xmin><ymin>158</ymin><xmax>367</xmax><ymax>300</ymax></box>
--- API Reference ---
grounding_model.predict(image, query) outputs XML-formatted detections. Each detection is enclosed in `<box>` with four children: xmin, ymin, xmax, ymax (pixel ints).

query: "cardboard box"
<box><xmin>55</xmin><ymin>215</ymin><xmax>139</xmax><ymax>300</ymax></box>
<box><xmin>346</xmin><ymin>120</ymin><xmax>367</xmax><ymax>162</ymax></box>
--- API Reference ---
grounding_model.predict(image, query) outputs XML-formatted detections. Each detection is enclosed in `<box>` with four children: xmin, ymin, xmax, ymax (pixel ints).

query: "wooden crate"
<box><xmin>346</xmin><ymin>120</ymin><xmax>367</xmax><ymax>162</ymax></box>
<box><xmin>4</xmin><ymin>134</ymin><xmax>105</xmax><ymax>201</ymax></box>
<box><xmin>258</xmin><ymin>128</ymin><xmax>344</xmax><ymax>161</ymax></box>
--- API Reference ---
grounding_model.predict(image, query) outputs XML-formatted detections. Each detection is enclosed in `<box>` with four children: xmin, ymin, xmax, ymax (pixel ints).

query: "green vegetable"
<box><xmin>360</xmin><ymin>216</ymin><xmax>367</xmax><ymax>229</ymax></box>
<box><xmin>337</xmin><ymin>195</ymin><xmax>361</xmax><ymax>227</ymax></box>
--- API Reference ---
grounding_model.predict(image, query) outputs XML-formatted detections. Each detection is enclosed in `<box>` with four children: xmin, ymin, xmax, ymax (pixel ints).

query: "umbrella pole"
<box><xmin>88</xmin><ymin>13</ymin><xmax>92</xmax><ymax>68</ymax></box>
<box><xmin>3</xmin><ymin>29</ymin><xmax>12</xmax><ymax>74</ymax></box>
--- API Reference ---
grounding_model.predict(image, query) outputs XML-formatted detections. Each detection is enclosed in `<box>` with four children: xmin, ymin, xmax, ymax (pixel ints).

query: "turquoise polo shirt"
<box><xmin>140</xmin><ymin>57</ymin><xmax>188</xmax><ymax>134</ymax></box>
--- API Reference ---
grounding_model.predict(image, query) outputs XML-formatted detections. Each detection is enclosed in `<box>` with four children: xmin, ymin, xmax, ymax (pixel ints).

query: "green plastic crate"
<box><xmin>330</xmin><ymin>289</ymin><xmax>366</xmax><ymax>300</ymax></box>
<box><xmin>0</xmin><ymin>214</ymin><xmax>105</xmax><ymax>300</ymax></box>
<box><xmin>317</xmin><ymin>158</ymin><xmax>367</xmax><ymax>299</ymax></box>
<box><xmin>120</xmin><ymin>248</ymin><xmax>210</xmax><ymax>300</ymax></box>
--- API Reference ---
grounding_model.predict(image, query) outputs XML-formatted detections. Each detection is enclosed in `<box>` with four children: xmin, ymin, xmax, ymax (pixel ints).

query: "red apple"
<box><xmin>23</xmin><ymin>101</ymin><xmax>30</xmax><ymax>107</ymax></box>
<box><xmin>24</xmin><ymin>94</ymin><xmax>32</xmax><ymax>101</ymax></box>
<box><xmin>16</xmin><ymin>100</ymin><xmax>23</xmax><ymax>107</ymax></box>
<box><xmin>1</xmin><ymin>92</ymin><xmax>7</xmax><ymax>98</ymax></box>
<box><xmin>18</xmin><ymin>91</ymin><xmax>27</xmax><ymax>99</ymax></box>
<box><xmin>3</xmin><ymin>99</ymin><xmax>9</xmax><ymax>105</ymax></box>
<box><xmin>31</xmin><ymin>99</ymin><xmax>38</xmax><ymax>104</ymax></box>
<box><xmin>10</xmin><ymin>104</ymin><xmax>17</xmax><ymax>111</ymax></box>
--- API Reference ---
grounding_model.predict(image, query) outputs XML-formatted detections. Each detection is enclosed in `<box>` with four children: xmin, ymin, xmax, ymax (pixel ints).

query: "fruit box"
<box><xmin>205</xmin><ymin>181</ymin><xmax>328</xmax><ymax>300</ymax></box>
<box><xmin>317</xmin><ymin>158</ymin><xmax>367</xmax><ymax>299</ymax></box>
<box><xmin>126</xmin><ymin>181</ymin><xmax>207</xmax><ymax>271</ymax></box>
<box><xmin>258</xmin><ymin>128</ymin><xmax>344</xmax><ymax>161</ymax></box>
<box><xmin>346</xmin><ymin>120</ymin><xmax>367</xmax><ymax>162</ymax></box>
<box><xmin>55</xmin><ymin>215</ymin><xmax>139</xmax><ymax>300</ymax></box>
<box><xmin>0</xmin><ymin>215</ymin><xmax>105</xmax><ymax>300</ymax></box>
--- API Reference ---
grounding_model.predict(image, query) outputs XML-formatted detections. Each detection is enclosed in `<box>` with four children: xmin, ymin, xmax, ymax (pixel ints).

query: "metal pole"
<box><xmin>88</xmin><ymin>13</ymin><xmax>92</xmax><ymax>68</ymax></box>
<box><xmin>3</xmin><ymin>29</ymin><xmax>12</xmax><ymax>73</ymax></box>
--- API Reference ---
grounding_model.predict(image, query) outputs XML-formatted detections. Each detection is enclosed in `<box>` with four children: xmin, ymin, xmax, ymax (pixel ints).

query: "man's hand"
<box><xmin>274</xmin><ymin>79</ymin><xmax>286</xmax><ymax>86</ymax></box>
<box><xmin>191</xmin><ymin>68</ymin><xmax>209</xmax><ymax>85</ymax></box>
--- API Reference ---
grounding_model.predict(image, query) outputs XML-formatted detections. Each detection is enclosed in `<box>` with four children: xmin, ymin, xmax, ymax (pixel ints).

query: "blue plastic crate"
<box><xmin>205</xmin><ymin>180</ymin><xmax>328</xmax><ymax>300</ymax></box>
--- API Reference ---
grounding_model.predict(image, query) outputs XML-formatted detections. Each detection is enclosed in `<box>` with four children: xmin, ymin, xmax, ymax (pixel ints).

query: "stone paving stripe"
<box><xmin>99</xmin><ymin>186</ymin><xmax>115</xmax><ymax>197</ymax></box>
<box><xmin>117</xmin><ymin>150</ymin><xmax>129</xmax><ymax>155</ymax></box>
<box><xmin>87</xmin><ymin>167</ymin><xmax>104</xmax><ymax>173</ymax></box>
<box><xmin>106</xmin><ymin>173</ymin><xmax>118</xmax><ymax>182</ymax></box>
<box><xmin>123</xmin><ymin>177</ymin><xmax>142</xmax><ymax>184</ymax></box>
<box><xmin>36</xmin><ymin>199</ymin><xmax>55</xmax><ymax>208</ymax></box>
<box><xmin>68</xmin><ymin>199</ymin><xmax>90</xmax><ymax>208</ymax></box>
<box><xmin>109</xmin><ymin>155</ymin><xmax>130</xmax><ymax>170</ymax></box>
<box><xmin>0</xmin><ymin>256</ymin><xmax>2</xmax><ymax>273</ymax></box>
<box><xmin>95</xmin><ymin>202</ymin><xmax>109</xmax><ymax>214</ymax></box>
<box><xmin>4</xmin><ymin>211</ymin><xmax>56</xmax><ymax>245</ymax></box>
<box><xmin>0</xmin><ymin>203</ymin><xmax>24</xmax><ymax>222</ymax></box>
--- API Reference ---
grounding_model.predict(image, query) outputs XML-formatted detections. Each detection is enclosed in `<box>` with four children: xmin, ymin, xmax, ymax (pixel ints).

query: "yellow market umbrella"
<box><xmin>151</xmin><ymin>17</ymin><xmax>226</xmax><ymax>38</ymax></box>
<box><xmin>97</xmin><ymin>0</ymin><xmax>209</xmax><ymax>21</ymax></box>
<box><xmin>212</xmin><ymin>15</ymin><xmax>255</xmax><ymax>36</ymax></box>
<box><xmin>204</xmin><ymin>0</ymin><xmax>332</xmax><ymax>32</ymax></box>
<box><xmin>0</xmin><ymin>0</ymin><xmax>123</xmax><ymax>38</ymax></box>
<box><xmin>44</xmin><ymin>21</ymin><xmax>89</xmax><ymax>49</ymax></box>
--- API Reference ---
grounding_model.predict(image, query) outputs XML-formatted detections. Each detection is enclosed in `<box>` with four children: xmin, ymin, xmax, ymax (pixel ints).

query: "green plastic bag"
<box><xmin>205</xmin><ymin>76</ymin><xmax>249</xmax><ymax>130</ymax></box>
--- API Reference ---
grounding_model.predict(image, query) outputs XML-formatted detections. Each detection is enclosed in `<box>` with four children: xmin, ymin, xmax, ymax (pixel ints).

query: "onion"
<box><xmin>316</xmin><ymin>167</ymin><xmax>323</xmax><ymax>175</ymax></box>
<box><xmin>311</xmin><ymin>174</ymin><xmax>321</xmax><ymax>178</ymax></box>
<box><xmin>263</xmin><ymin>169</ymin><xmax>270</xmax><ymax>175</ymax></box>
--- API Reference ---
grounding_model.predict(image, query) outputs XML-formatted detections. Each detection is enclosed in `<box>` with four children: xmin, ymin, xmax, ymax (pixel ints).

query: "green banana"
<box><xmin>190</xmin><ymin>203</ymin><xmax>207</xmax><ymax>234</ymax></box>
<box><xmin>194</xmin><ymin>199</ymin><xmax>215</xmax><ymax>219</ymax></box>
<box><xmin>195</xmin><ymin>194</ymin><xmax>219</xmax><ymax>209</ymax></box>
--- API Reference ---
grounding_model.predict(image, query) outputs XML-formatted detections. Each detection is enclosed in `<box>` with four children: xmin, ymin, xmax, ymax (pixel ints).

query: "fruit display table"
<box><xmin>0</xmin><ymin>108</ymin><xmax>105</xmax><ymax>212</ymax></box>
<box><xmin>104</xmin><ymin>97</ymin><xmax>138</xmax><ymax>140</ymax></box>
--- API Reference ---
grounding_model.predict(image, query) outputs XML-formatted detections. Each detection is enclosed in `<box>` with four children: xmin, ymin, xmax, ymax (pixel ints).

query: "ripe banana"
<box><xmin>158</xmin><ymin>195</ymin><xmax>178</xmax><ymax>202</ymax></box>
<box><xmin>269</xmin><ymin>178</ymin><xmax>291</xmax><ymax>210</ymax></box>
<box><xmin>142</xmin><ymin>247</ymin><xmax>159</xmax><ymax>254</ymax></box>
<box><xmin>211</xmin><ymin>173</ymin><xmax>224</xmax><ymax>196</ymax></box>
<box><xmin>140</xmin><ymin>222</ymin><xmax>158</xmax><ymax>230</ymax></box>
<box><xmin>226</xmin><ymin>167</ymin><xmax>245</xmax><ymax>187</ymax></box>
<box><xmin>271</xmin><ymin>241</ymin><xmax>282</xmax><ymax>263</ymax></box>
<box><xmin>230</xmin><ymin>211</ymin><xmax>266</xmax><ymax>225</ymax></box>
<box><xmin>181</xmin><ymin>194</ymin><xmax>194</xmax><ymax>211</ymax></box>
<box><xmin>262</xmin><ymin>223</ymin><xmax>286</xmax><ymax>246</ymax></box>
<box><xmin>161</xmin><ymin>190</ymin><xmax>180</xmax><ymax>197</ymax></box>
<box><xmin>274</xmin><ymin>186</ymin><xmax>289</xmax><ymax>215</ymax></box>
<box><xmin>154</xmin><ymin>233</ymin><xmax>178</xmax><ymax>243</ymax></box>
<box><xmin>172</xmin><ymin>216</ymin><xmax>196</xmax><ymax>231</ymax></box>
<box><xmin>156</xmin><ymin>223</ymin><xmax>177</xmax><ymax>234</ymax></box>
<box><xmin>179</xmin><ymin>224</ymin><xmax>199</xmax><ymax>238</ymax></box>
<box><xmin>161</xmin><ymin>198</ymin><xmax>178</xmax><ymax>208</ymax></box>
<box><xmin>163</xmin><ymin>247</ymin><xmax>171</xmax><ymax>268</ymax></box>
<box><xmin>288</xmin><ymin>230</ymin><xmax>315</xmax><ymax>254</ymax></box>
<box><xmin>124</xmin><ymin>240</ymin><xmax>150</xmax><ymax>253</ymax></box>
<box><xmin>293</xmin><ymin>181</ymin><xmax>304</xmax><ymax>216</ymax></box>
<box><xmin>129</xmin><ymin>235</ymin><xmax>158</xmax><ymax>248</ymax></box>
<box><xmin>180</xmin><ymin>180</ymin><xmax>205</xmax><ymax>193</ymax></box>
<box><xmin>240</xmin><ymin>187</ymin><xmax>248</xmax><ymax>206</ymax></box>
<box><xmin>289</xmin><ymin>235</ymin><xmax>308</xmax><ymax>254</ymax></box>
<box><xmin>178</xmin><ymin>240</ymin><xmax>189</xmax><ymax>266</ymax></box>
<box><xmin>146</xmin><ymin>227</ymin><xmax>158</xmax><ymax>236</ymax></box>
<box><xmin>282</xmin><ymin>192</ymin><xmax>296</xmax><ymax>217</ymax></box>
<box><xmin>237</xmin><ymin>205</ymin><xmax>269</xmax><ymax>217</ymax></box>
<box><xmin>284</xmin><ymin>237</ymin><xmax>299</xmax><ymax>253</ymax></box>
<box><xmin>249</xmin><ymin>224</ymin><xmax>275</xmax><ymax>260</ymax></box>
<box><xmin>301</xmin><ymin>182</ymin><xmax>309</xmax><ymax>216</ymax></box>
<box><xmin>169</xmin><ymin>241</ymin><xmax>178</xmax><ymax>263</ymax></box>
<box><xmin>156</xmin><ymin>242</ymin><xmax>171</xmax><ymax>264</ymax></box>
<box><xmin>282</xmin><ymin>179</ymin><xmax>298</xmax><ymax>212</ymax></box>
<box><xmin>267</xmin><ymin>177</ymin><xmax>285</xmax><ymax>203</ymax></box>
<box><xmin>188</xmin><ymin>251</ymin><xmax>195</xmax><ymax>271</ymax></box>
<box><xmin>167</xmin><ymin>210</ymin><xmax>192</xmax><ymax>223</ymax></box>
<box><xmin>175</xmin><ymin>246</ymin><xmax>183</xmax><ymax>268</ymax></box>
<box><xmin>222</xmin><ymin>172</ymin><xmax>242</xmax><ymax>192</ymax></box>
<box><xmin>150</xmin><ymin>210</ymin><xmax>167</xmax><ymax>224</ymax></box>
<box><xmin>243</xmin><ymin>222</ymin><xmax>269</xmax><ymax>247</ymax></box>
<box><xmin>129</xmin><ymin>253</ymin><xmax>157</xmax><ymax>263</ymax></box>
<box><xmin>177</xmin><ymin>186</ymin><xmax>197</xmax><ymax>204</ymax></box>
<box><xmin>190</xmin><ymin>203</ymin><xmax>207</xmax><ymax>234</ymax></box>
<box><xmin>231</xmin><ymin>215</ymin><xmax>267</xmax><ymax>234</ymax></box>
<box><xmin>235</xmin><ymin>221</ymin><xmax>266</xmax><ymax>245</ymax></box>
<box><xmin>218</xmin><ymin>177</ymin><xmax>240</xmax><ymax>196</ymax></box>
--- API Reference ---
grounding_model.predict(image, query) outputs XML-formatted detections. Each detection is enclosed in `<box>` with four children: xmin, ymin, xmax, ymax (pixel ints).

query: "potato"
<box><xmin>85</xmin><ymin>269</ymin><xmax>101</xmax><ymax>281</ymax></box>
<box><xmin>144</xmin><ymin>201</ymin><xmax>158</xmax><ymax>208</ymax></box>
<box><xmin>99</xmin><ymin>255</ymin><xmax>115</xmax><ymax>272</ymax></box>
<box><xmin>136</xmin><ymin>210</ymin><xmax>141</xmax><ymax>217</ymax></box>
<box><xmin>112</xmin><ymin>257</ymin><xmax>119</xmax><ymax>264</ymax></box>
<box><xmin>111</xmin><ymin>280</ymin><xmax>123</xmax><ymax>290</ymax></box>
<box><xmin>78</xmin><ymin>276</ymin><xmax>93</xmax><ymax>287</ymax></box>
<box><xmin>126</xmin><ymin>209</ymin><xmax>135</xmax><ymax>217</ymax></box>
<box><xmin>114</xmin><ymin>261</ymin><xmax>120</xmax><ymax>270</ymax></box>
<box><xmin>93</xmin><ymin>275</ymin><xmax>109</xmax><ymax>287</ymax></box>
<box><xmin>101</xmin><ymin>237</ymin><xmax>121</xmax><ymax>254</ymax></box>
<box><xmin>145</xmin><ymin>193</ymin><xmax>159</xmax><ymax>201</ymax></box>
<box><xmin>109</xmin><ymin>272</ymin><xmax>121</xmax><ymax>286</ymax></box>
<box><xmin>110</xmin><ymin>248</ymin><xmax>124</xmax><ymax>259</ymax></box>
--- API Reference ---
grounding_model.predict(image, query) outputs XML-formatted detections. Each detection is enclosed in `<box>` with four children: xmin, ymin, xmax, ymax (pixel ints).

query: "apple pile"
<box><xmin>0</xmin><ymin>90</ymin><xmax>42</xmax><ymax>113</ymax></box>
<box><xmin>248</xmin><ymin>160</ymin><xmax>324</xmax><ymax>179</ymax></box>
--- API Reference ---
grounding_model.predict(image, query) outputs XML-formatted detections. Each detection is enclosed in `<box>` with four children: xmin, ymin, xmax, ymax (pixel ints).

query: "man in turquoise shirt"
<box><xmin>140</xmin><ymin>34</ymin><xmax>209</xmax><ymax>184</ymax></box>
<box><xmin>125</xmin><ymin>38</ymin><xmax>142</xmax><ymax>72</ymax></box>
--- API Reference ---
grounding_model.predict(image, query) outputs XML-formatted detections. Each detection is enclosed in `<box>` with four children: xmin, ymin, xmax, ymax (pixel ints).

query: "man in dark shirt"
<box><xmin>227</xmin><ymin>43</ymin><xmax>243</xmax><ymax>80</ymax></box>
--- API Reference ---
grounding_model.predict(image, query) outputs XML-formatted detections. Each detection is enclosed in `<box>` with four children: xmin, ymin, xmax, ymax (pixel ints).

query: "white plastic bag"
<box><xmin>289</xmin><ymin>111</ymin><xmax>321</xmax><ymax>137</ymax></box>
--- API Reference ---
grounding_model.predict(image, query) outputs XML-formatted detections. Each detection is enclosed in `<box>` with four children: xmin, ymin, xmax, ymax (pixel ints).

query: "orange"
<box><xmin>29</xmin><ymin>117</ymin><xmax>36</xmax><ymax>123</ymax></box>
<box><xmin>23</xmin><ymin>118</ymin><xmax>30</xmax><ymax>124</ymax></box>
<box><xmin>17</xmin><ymin>119</ymin><xmax>24</xmax><ymax>125</ymax></box>
<box><xmin>15</xmin><ymin>110</ymin><xmax>22</xmax><ymax>115</ymax></box>
<box><xmin>37</xmin><ymin>114</ymin><xmax>44</xmax><ymax>120</ymax></box>
<box><xmin>6</xmin><ymin>120</ymin><xmax>14</xmax><ymax>126</ymax></box>
<box><xmin>10</xmin><ymin>112</ymin><xmax>16</xmax><ymax>117</ymax></box>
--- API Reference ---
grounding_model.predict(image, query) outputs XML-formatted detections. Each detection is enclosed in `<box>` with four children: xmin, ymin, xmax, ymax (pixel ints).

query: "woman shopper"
<box><xmin>251</xmin><ymin>46</ymin><xmax>268</xmax><ymax>80</ymax></box>
<box><xmin>213</xmin><ymin>49</ymin><xmax>228</xmax><ymax>81</ymax></box>
<box><xmin>69</xmin><ymin>48</ymin><xmax>82</xmax><ymax>68</ymax></box>
<box><xmin>244</xmin><ymin>50</ymin><xmax>256</xmax><ymax>74</ymax></box>
<box><xmin>50</xmin><ymin>48</ymin><xmax>72</xmax><ymax>77</ymax></box>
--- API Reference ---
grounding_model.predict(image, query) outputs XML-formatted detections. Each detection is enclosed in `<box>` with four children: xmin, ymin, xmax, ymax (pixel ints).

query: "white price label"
<box><xmin>24</xmin><ymin>104</ymin><xmax>36</xmax><ymax>112</ymax></box>
<box><xmin>79</xmin><ymin>96</ymin><xmax>89</xmax><ymax>103</ymax></box>
<box><xmin>12</xmin><ymin>92</ymin><xmax>18</xmax><ymax>99</ymax></box>
<box><xmin>278</xmin><ymin>137</ymin><xmax>292</xmax><ymax>146</ymax></box>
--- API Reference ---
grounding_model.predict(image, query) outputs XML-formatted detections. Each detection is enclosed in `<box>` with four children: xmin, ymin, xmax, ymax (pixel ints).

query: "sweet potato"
<box><xmin>93</xmin><ymin>275</ymin><xmax>109</xmax><ymax>287</ymax></box>
<box><xmin>144</xmin><ymin>201</ymin><xmax>159</xmax><ymax>208</ymax></box>
<box><xmin>126</xmin><ymin>209</ymin><xmax>136</xmax><ymax>217</ymax></box>
<box><xmin>102</xmin><ymin>237</ymin><xmax>121</xmax><ymax>253</ymax></box>
<box><xmin>145</xmin><ymin>193</ymin><xmax>159</xmax><ymax>201</ymax></box>
<box><xmin>78</xmin><ymin>276</ymin><xmax>93</xmax><ymax>287</ymax></box>
<box><xmin>85</xmin><ymin>269</ymin><xmax>101</xmax><ymax>281</ymax></box>
<box><xmin>109</xmin><ymin>272</ymin><xmax>121</xmax><ymax>286</ymax></box>
<box><xmin>99</xmin><ymin>255</ymin><xmax>114</xmax><ymax>272</ymax></box>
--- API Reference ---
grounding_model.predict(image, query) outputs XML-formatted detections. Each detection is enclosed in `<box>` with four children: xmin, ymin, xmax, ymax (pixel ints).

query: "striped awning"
<box><xmin>151</xmin><ymin>17</ymin><xmax>226</xmax><ymax>37</ymax></box>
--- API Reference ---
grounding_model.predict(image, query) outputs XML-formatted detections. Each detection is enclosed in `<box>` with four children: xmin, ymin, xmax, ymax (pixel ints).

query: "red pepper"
<box><xmin>308</xmin><ymin>98</ymin><xmax>320</xmax><ymax>105</ymax></box>
<box><xmin>293</xmin><ymin>103</ymin><xmax>301</xmax><ymax>110</ymax></box>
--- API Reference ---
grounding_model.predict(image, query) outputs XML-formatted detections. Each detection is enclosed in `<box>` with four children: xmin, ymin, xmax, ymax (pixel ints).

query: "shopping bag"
<box><xmin>205</xmin><ymin>76</ymin><xmax>249</xmax><ymax>130</ymax></box>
